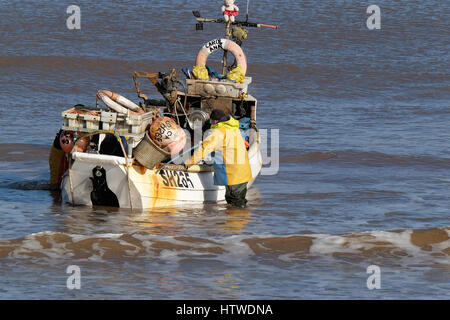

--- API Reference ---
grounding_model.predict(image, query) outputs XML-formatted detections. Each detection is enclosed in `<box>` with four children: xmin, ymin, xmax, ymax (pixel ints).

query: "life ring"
<box><xmin>97</xmin><ymin>90</ymin><xmax>144</xmax><ymax>115</ymax></box>
<box><xmin>195</xmin><ymin>38</ymin><xmax>247</xmax><ymax>75</ymax></box>
<box><xmin>66</xmin><ymin>108</ymin><xmax>98</xmax><ymax>116</ymax></box>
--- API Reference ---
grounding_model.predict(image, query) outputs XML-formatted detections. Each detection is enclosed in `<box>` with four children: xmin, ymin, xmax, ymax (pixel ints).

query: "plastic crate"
<box><xmin>114</xmin><ymin>112</ymin><xmax>153</xmax><ymax>135</ymax></box>
<box><xmin>185</xmin><ymin>77</ymin><xmax>252</xmax><ymax>98</ymax></box>
<box><xmin>61</xmin><ymin>109</ymin><xmax>101</xmax><ymax>131</ymax></box>
<box><xmin>61</xmin><ymin>108</ymin><xmax>152</xmax><ymax>136</ymax></box>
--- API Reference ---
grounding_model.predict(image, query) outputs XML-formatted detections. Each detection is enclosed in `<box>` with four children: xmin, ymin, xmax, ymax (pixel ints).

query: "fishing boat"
<box><xmin>57</xmin><ymin>6</ymin><xmax>277</xmax><ymax>209</ymax></box>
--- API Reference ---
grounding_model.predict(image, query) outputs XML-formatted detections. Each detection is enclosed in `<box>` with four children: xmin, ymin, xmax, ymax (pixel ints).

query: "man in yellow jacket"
<box><xmin>186</xmin><ymin>109</ymin><xmax>252</xmax><ymax>207</ymax></box>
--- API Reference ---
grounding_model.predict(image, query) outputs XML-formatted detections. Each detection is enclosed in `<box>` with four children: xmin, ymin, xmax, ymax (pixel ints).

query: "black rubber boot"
<box><xmin>225</xmin><ymin>182</ymin><xmax>248</xmax><ymax>208</ymax></box>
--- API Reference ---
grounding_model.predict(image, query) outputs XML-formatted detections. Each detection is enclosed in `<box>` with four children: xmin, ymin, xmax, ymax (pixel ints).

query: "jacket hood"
<box><xmin>211</xmin><ymin>116</ymin><xmax>239</xmax><ymax>130</ymax></box>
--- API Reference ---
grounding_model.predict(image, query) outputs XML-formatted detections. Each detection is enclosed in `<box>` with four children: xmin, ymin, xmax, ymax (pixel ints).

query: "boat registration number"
<box><xmin>159</xmin><ymin>170</ymin><xmax>195</xmax><ymax>189</ymax></box>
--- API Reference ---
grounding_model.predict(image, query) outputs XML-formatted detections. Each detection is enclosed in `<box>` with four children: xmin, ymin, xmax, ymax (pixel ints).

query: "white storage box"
<box><xmin>114</xmin><ymin>112</ymin><xmax>153</xmax><ymax>135</ymax></box>
<box><xmin>185</xmin><ymin>77</ymin><xmax>252</xmax><ymax>98</ymax></box>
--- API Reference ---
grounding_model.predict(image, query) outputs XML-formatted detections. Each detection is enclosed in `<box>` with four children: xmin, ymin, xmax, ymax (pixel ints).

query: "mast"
<box><xmin>193</xmin><ymin>2</ymin><xmax>278</xmax><ymax>77</ymax></box>
<box><xmin>222</xmin><ymin>21</ymin><xmax>231</xmax><ymax>76</ymax></box>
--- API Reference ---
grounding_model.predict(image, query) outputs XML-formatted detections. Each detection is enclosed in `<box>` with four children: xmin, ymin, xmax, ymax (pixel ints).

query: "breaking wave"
<box><xmin>1</xmin><ymin>227</ymin><xmax>448</xmax><ymax>264</ymax></box>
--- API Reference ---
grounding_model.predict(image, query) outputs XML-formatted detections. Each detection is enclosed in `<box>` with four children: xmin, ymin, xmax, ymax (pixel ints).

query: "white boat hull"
<box><xmin>61</xmin><ymin>140</ymin><xmax>262</xmax><ymax>209</ymax></box>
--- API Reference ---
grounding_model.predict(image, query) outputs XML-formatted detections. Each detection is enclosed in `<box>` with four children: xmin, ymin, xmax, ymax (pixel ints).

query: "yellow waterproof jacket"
<box><xmin>186</xmin><ymin>117</ymin><xmax>252</xmax><ymax>186</ymax></box>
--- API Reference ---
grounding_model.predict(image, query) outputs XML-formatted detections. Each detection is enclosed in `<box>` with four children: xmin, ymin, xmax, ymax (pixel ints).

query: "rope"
<box><xmin>68</xmin><ymin>154</ymin><xmax>75</xmax><ymax>207</ymax></box>
<box><xmin>174</xmin><ymin>99</ymin><xmax>180</xmax><ymax>125</ymax></box>
<box><xmin>173</xmin><ymin>80</ymin><xmax>189</xmax><ymax>125</ymax></box>
<box><xmin>177</xmin><ymin>80</ymin><xmax>189</xmax><ymax>115</ymax></box>
<box><xmin>156</xmin><ymin>143</ymin><xmax>200</xmax><ymax>175</ymax></box>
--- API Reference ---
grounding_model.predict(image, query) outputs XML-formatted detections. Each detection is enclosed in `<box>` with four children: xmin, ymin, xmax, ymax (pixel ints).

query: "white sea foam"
<box><xmin>159</xmin><ymin>249</ymin><xmax>183</xmax><ymax>262</ymax></box>
<box><xmin>2</xmin><ymin>227</ymin><xmax>448</xmax><ymax>265</ymax></box>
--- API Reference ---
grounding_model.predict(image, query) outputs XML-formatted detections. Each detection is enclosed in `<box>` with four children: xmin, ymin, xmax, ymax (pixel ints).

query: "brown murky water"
<box><xmin>0</xmin><ymin>1</ymin><xmax>449</xmax><ymax>299</ymax></box>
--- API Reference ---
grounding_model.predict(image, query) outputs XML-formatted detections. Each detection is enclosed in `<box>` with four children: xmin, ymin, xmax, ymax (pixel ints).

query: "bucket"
<box><xmin>133</xmin><ymin>132</ymin><xmax>171</xmax><ymax>169</ymax></box>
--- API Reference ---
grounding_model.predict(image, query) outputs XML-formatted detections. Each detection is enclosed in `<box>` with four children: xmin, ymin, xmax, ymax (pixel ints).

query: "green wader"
<box><xmin>225</xmin><ymin>182</ymin><xmax>248</xmax><ymax>208</ymax></box>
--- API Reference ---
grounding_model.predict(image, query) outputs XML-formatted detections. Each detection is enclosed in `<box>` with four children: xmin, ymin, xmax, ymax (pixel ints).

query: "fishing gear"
<box><xmin>156</xmin><ymin>143</ymin><xmax>201</xmax><ymax>175</ymax></box>
<box><xmin>192</xmin><ymin>10</ymin><xmax>278</xmax><ymax>30</ymax></box>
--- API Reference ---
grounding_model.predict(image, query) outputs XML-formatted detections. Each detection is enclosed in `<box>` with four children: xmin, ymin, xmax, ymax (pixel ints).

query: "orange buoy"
<box><xmin>149</xmin><ymin>117</ymin><xmax>181</xmax><ymax>148</ymax></box>
<box><xmin>167</xmin><ymin>128</ymin><xmax>187</xmax><ymax>155</ymax></box>
<box><xmin>76</xmin><ymin>133</ymin><xmax>90</xmax><ymax>152</ymax></box>
<box><xmin>59</xmin><ymin>131</ymin><xmax>74</xmax><ymax>153</ymax></box>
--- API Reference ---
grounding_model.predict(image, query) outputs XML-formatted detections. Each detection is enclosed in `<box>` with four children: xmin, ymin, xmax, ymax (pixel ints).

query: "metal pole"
<box><xmin>222</xmin><ymin>21</ymin><xmax>231</xmax><ymax>76</ymax></box>
<box><xmin>246</xmin><ymin>0</ymin><xmax>250</xmax><ymax>21</ymax></box>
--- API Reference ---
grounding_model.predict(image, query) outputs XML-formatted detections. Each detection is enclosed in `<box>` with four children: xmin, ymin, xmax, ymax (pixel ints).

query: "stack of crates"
<box><xmin>61</xmin><ymin>108</ymin><xmax>153</xmax><ymax>136</ymax></box>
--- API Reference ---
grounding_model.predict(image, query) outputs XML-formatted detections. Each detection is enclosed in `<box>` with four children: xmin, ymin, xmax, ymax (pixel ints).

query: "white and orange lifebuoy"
<box><xmin>195</xmin><ymin>38</ymin><xmax>247</xmax><ymax>75</ymax></box>
<box><xmin>97</xmin><ymin>90</ymin><xmax>144</xmax><ymax>115</ymax></box>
